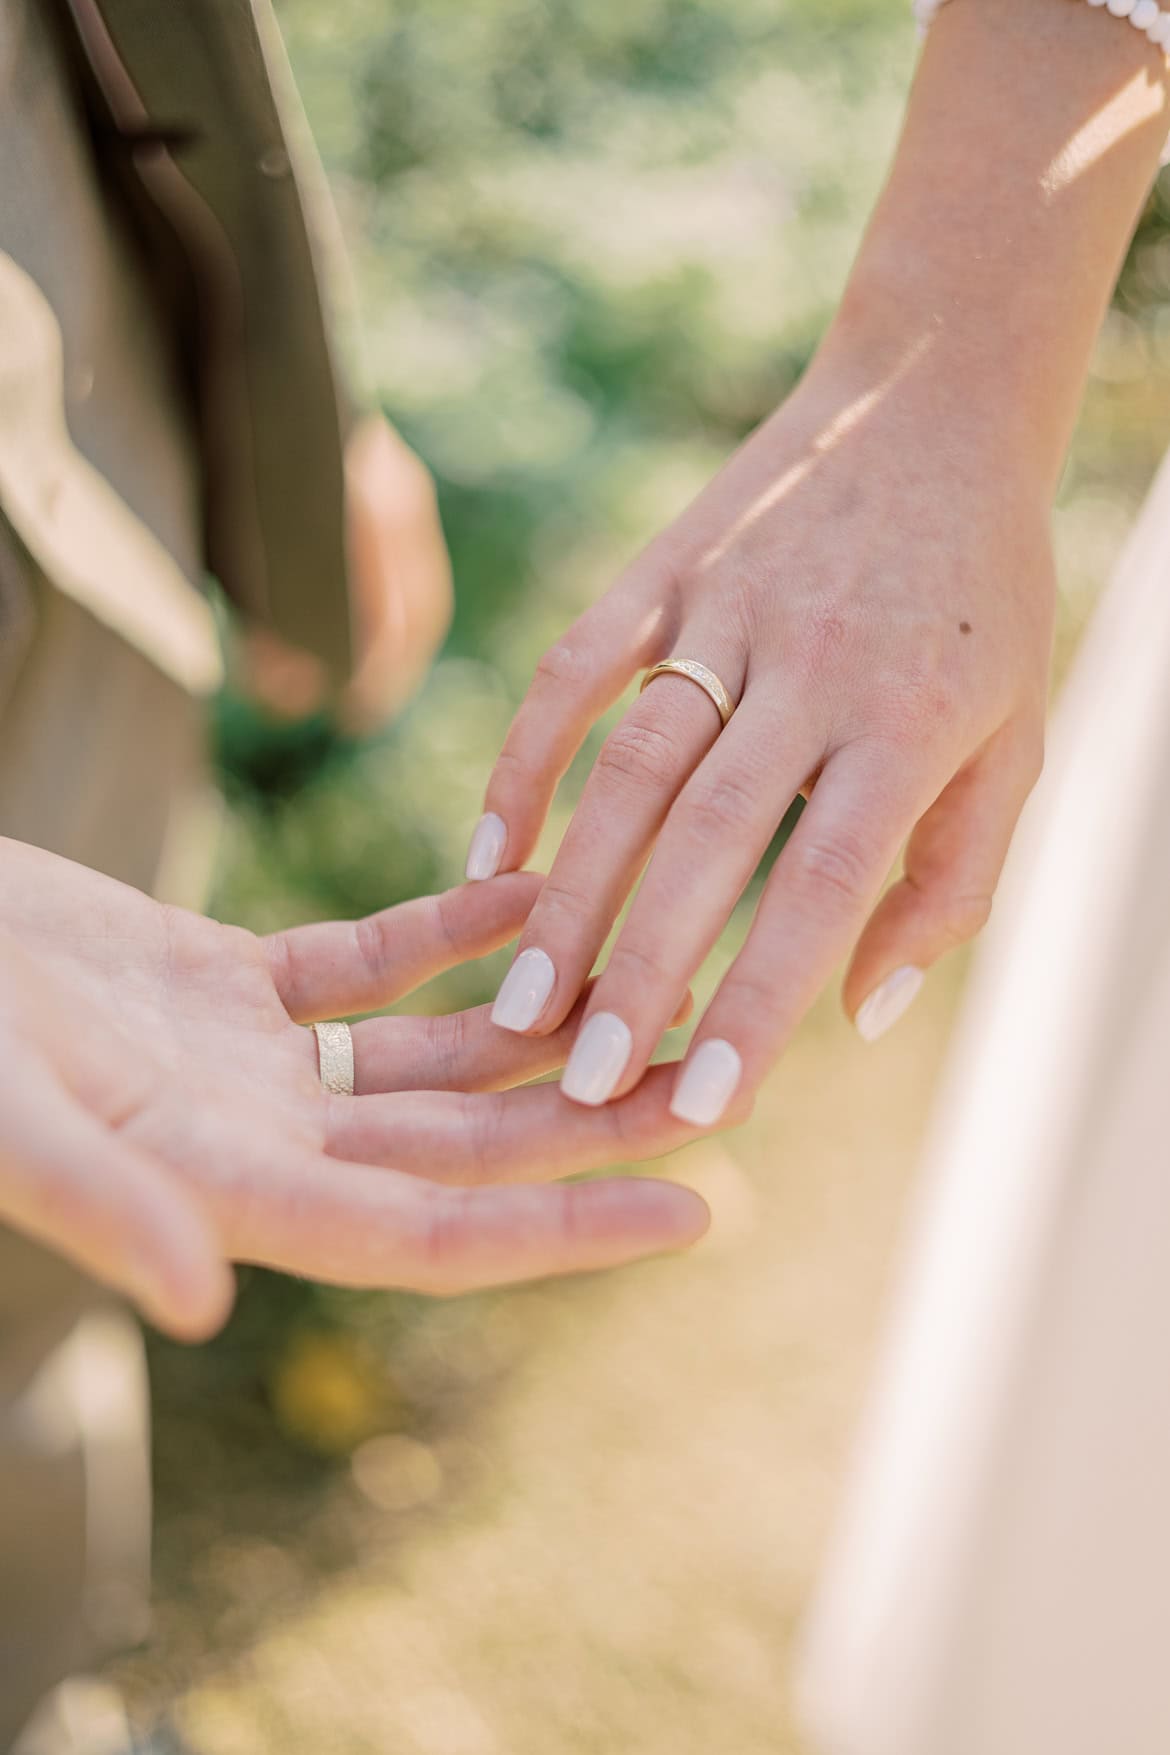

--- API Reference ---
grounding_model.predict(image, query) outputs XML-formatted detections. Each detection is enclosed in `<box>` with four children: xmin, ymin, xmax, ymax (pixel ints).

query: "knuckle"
<box><xmin>353</xmin><ymin>910</ymin><xmax>393</xmax><ymax>984</ymax></box>
<box><xmin>429</xmin><ymin>888</ymin><xmax>463</xmax><ymax>958</ymax></box>
<box><xmin>797</xmin><ymin>605</ymin><xmax>851</xmax><ymax>675</ymax></box>
<box><xmin>596</xmin><ymin>718</ymin><xmax>680</xmax><ymax>792</ymax></box>
<box><xmin>682</xmin><ymin>768</ymin><xmax>760</xmax><ymax>841</ymax></box>
<box><xmin>716</xmin><ymin>968</ymin><xmax>785</xmax><ymax>1029</ymax></box>
<box><xmin>788</xmin><ymin>826</ymin><xmax>875</xmax><ymax>910</ymax></box>
<box><xmin>467</xmin><ymin>1093</ymin><xmax>507</xmax><ymax>1183</ymax></box>
<box><xmin>876</xmin><ymin>678</ymin><xmax>952</xmax><ymax>749</ymax></box>
<box><xmin>604</xmin><ymin>936</ymin><xmax>676</xmax><ymax>990</ymax></box>
<box><xmin>533</xmin><ymin>872</ymin><xmax>595</xmax><ymax>929</ymax></box>
<box><xmin>491</xmin><ymin>744</ymin><xmax>540</xmax><ymax>791</ymax></box>
<box><xmin>941</xmin><ymin>889</ymin><xmax>994</xmax><ymax>946</ymax></box>
<box><xmin>423</xmin><ymin>1010</ymin><xmax>466</xmax><ymax>1087</ymax></box>
<box><xmin>534</xmin><ymin>639</ymin><xmax>588</xmax><ymax>691</ymax></box>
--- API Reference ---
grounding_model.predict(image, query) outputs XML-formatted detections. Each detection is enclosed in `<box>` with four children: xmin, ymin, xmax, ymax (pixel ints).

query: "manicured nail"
<box><xmin>561</xmin><ymin>1012</ymin><xmax>633</xmax><ymax>1107</ymax></box>
<box><xmin>465</xmin><ymin>812</ymin><xmax>507</xmax><ymax>881</ymax></box>
<box><xmin>491</xmin><ymin>947</ymin><xmax>555</xmax><ymax>1032</ymax></box>
<box><xmin>669</xmin><ymin>1038</ymin><xmax>742</xmax><ymax>1127</ymax></box>
<box><xmin>855</xmin><ymin>965</ymin><xmax>924</xmax><ymax>1043</ymax></box>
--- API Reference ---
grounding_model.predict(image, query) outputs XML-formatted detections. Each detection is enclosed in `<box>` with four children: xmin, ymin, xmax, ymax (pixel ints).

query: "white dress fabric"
<box><xmin>798</xmin><ymin>445</ymin><xmax>1170</xmax><ymax>1754</ymax></box>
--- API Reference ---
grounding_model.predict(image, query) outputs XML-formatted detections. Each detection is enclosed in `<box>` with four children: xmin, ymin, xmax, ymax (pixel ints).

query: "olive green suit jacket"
<box><xmin>0</xmin><ymin>0</ymin><xmax>355</xmax><ymax>700</ymax></box>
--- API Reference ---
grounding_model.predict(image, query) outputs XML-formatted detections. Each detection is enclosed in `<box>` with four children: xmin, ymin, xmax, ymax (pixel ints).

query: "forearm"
<box><xmin>820</xmin><ymin>0</ymin><xmax>1169</xmax><ymax>492</ymax></box>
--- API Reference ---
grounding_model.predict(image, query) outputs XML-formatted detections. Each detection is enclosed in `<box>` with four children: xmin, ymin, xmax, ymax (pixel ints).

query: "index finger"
<box><xmin>264</xmin><ymin>872</ymin><xmax>543</xmax><ymax>1021</ymax></box>
<box><xmin>468</xmin><ymin>575</ymin><xmax>672</xmax><ymax>879</ymax></box>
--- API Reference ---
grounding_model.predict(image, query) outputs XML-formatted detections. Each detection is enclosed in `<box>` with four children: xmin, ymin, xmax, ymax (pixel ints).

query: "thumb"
<box><xmin>1</xmin><ymin>1059</ymin><xmax>232</xmax><ymax>1342</ymax></box>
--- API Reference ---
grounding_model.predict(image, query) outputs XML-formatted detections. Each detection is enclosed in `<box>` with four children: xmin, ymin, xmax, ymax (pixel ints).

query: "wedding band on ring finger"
<box><xmin>640</xmin><ymin>658</ymin><xmax>737</xmax><ymax>729</ymax></box>
<box><xmin>312</xmin><ymin>1020</ymin><xmax>355</xmax><ymax>1096</ymax></box>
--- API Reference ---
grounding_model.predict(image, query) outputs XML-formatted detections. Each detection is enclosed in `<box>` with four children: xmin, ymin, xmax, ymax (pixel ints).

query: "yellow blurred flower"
<box><xmin>269</xmin><ymin>1331</ymin><xmax>400</xmax><ymax>1455</ymax></box>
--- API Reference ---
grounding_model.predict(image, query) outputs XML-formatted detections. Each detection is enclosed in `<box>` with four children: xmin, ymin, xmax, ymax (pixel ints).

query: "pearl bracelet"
<box><xmin>914</xmin><ymin>0</ymin><xmax>1170</xmax><ymax>51</ymax></box>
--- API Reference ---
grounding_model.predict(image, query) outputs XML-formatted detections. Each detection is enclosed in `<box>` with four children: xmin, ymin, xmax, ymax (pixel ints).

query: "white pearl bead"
<box><xmin>914</xmin><ymin>0</ymin><xmax>1170</xmax><ymax>50</ymax></box>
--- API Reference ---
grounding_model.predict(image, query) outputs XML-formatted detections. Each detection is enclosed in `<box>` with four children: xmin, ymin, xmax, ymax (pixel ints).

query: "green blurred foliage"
<box><xmin>188</xmin><ymin>0</ymin><xmax>1170</xmax><ymax>1452</ymax></box>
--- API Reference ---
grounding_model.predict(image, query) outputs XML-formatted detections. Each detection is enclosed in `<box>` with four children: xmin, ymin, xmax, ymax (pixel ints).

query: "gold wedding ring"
<box><xmin>312</xmin><ymin>1020</ymin><xmax>355</xmax><ymax>1096</ymax></box>
<box><xmin>640</xmin><ymin>658</ymin><xmax>736</xmax><ymax>729</ymax></box>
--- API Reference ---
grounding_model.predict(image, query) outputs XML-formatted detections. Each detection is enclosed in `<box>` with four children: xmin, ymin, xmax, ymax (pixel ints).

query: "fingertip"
<box><xmin>622</xmin><ymin>1175</ymin><xmax>712</xmax><ymax>1249</ymax></box>
<box><xmin>441</xmin><ymin>869</ymin><xmax>545</xmax><ymax>941</ymax></box>
<box><xmin>128</xmin><ymin>1206</ymin><xmax>236</xmax><ymax>1342</ymax></box>
<box><xmin>138</xmin><ymin>1257</ymin><xmax>236</xmax><ymax>1344</ymax></box>
<box><xmin>853</xmin><ymin>964</ymin><xmax>925</xmax><ymax>1043</ymax></box>
<box><xmin>450</xmin><ymin>867</ymin><xmax>542</xmax><ymax>906</ymax></box>
<box><xmin>653</xmin><ymin>1179</ymin><xmax>714</xmax><ymax>1247</ymax></box>
<box><xmin>465</xmin><ymin>811</ymin><xmax>508</xmax><ymax>882</ymax></box>
<box><xmin>491</xmin><ymin>946</ymin><xmax>558</xmax><ymax>1034</ymax></box>
<box><xmin>677</xmin><ymin>1183</ymin><xmax>714</xmax><ymax>1241</ymax></box>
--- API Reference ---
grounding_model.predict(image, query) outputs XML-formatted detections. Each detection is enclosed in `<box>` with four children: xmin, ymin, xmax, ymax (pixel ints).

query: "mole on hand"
<box><xmin>959</xmin><ymin>621</ymin><xmax>972</xmax><ymax>635</ymax></box>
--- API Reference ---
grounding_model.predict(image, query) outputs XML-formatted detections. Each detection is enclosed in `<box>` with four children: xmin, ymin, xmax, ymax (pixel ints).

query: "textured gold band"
<box><xmin>640</xmin><ymin>658</ymin><xmax>736</xmax><ymax>729</ymax></box>
<box><xmin>312</xmin><ymin>1020</ymin><xmax>355</xmax><ymax>1096</ymax></box>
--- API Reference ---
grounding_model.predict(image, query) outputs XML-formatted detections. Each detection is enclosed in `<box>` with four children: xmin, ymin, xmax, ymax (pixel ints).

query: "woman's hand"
<box><xmin>468</xmin><ymin>0</ymin><xmax>1168</xmax><ymax>1127</ymax></box>
<box><xmin>0</xmin><ymin>841</ymin><xmax>707</xmax><ymax>1341</ymax></box>
<box><xmin>471</xmin><ymin>338</ymin><xmax>1054</xmax><ymax>1124</ymax></box>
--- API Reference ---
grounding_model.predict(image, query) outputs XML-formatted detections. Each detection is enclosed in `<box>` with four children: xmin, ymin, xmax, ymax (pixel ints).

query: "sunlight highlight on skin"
<box><xmin>1042</xmin><ymin>71</ymin><xmax>1168</xmax><ymax>199</ymax></box>
<box><xmin>635</xmin><ymin>602</ymin><xmax>671</xmax><ymax>653</ymax></box>
<box><xmin>697</xmin><ymin>331</ymin><xmax>935</xmax><ymax>570</ymax></box>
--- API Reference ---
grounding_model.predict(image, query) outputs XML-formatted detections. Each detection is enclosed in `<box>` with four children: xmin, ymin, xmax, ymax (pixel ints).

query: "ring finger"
<box><xmin>558</xmin><ymin>688</ymin><xmax>823</xmax><ymax>1107</ymax></box>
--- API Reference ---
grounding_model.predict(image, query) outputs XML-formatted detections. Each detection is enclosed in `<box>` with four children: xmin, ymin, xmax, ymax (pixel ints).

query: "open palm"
<box><xmin>0</xmin><ymin>840</ymin><xmax>707</xmax><ymax>1338</ymax></box>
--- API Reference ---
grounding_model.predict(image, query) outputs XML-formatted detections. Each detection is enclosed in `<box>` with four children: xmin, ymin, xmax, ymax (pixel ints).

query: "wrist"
<box><xmin>800</xmin><ymin>279</ymin><xmax>1056</xmax><ymax>503</ymax></box>
<box><xmin>802</xmin><ymin>0</ymin><xmax>1169</xmax><ymax>499</ymax></box>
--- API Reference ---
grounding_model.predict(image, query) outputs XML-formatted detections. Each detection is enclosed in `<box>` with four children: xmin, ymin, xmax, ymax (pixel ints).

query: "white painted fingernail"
<box><xmin>855</xmin><ymin>965</ymin><xmax>924</xmax><ymax>1042</ymax></box>
<box><xmin>561</xmin><ymin>1012</ymin><xmax>633</xmax><ymax>1107</ymax></box>
<box><xmin>465</xmin><ymin>812</ymin><xmax>507</xmax><ymax>881</ymax></box>
<box><xmin>670</xmin><ymin>1038</ymin><xmax>742</xmax><ymax>1127</ymax></box>
<box><xmin>491</xmin><ymin>947</ymin><xmax>555</xmax><ymax>1032</ymax></box>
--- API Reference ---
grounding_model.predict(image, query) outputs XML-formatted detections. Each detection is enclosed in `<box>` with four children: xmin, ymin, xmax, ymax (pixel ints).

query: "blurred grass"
<box><xmin>122</xmin><ymin>1</ymin><xmax>1170</xmax><ymax>1745</ymax></box>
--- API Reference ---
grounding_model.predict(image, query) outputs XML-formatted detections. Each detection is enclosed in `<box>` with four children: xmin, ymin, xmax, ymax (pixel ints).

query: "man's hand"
<box><xmin>0</xmin><ymin>841</ymin><xmax>707</xmax><ymax>1342</ymax></box>
<box><xmin>242</xmin><ymin>414</ymin><xmax>453</xmax><ymax>730</ymax></box>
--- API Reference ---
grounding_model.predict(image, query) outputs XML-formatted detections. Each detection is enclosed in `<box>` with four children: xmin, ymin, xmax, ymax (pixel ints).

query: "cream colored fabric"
<box><xmin>0</xmin><ymin>562</ymin><xmax>214</xmax><ymax>1751</ymax></box>
<box><xmin>0</xmin><ymin>254</ymin><xmax>221</xmax><ymax>695</ymax></box>
<box><xmin>800</xmin><ymin>445</ymin><xmax>1170</xmax><ymax>1755</ymax></box>
<box><xmin>0</xmin><ymin>5</ymin><xmax>218</xmax><ymax>1743</ymax></box>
